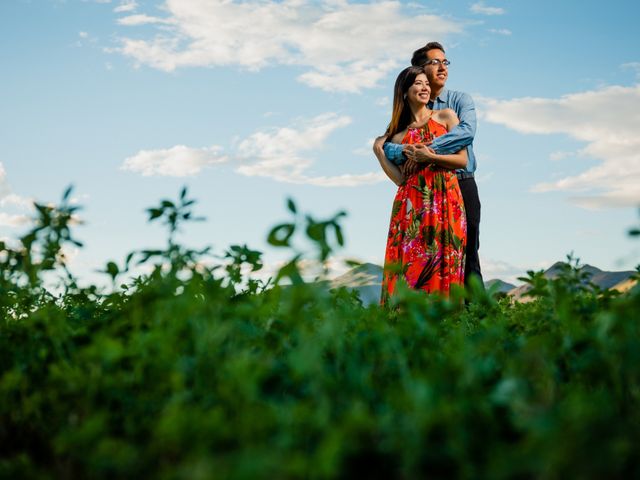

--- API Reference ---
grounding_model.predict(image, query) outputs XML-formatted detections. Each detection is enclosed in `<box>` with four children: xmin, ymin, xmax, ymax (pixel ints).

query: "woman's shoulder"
<box><xmin>432</xmin><ymin>108</ymin><xmax>459</xmax><ymax>130</ymax></box>
<box><xmin>390</xmin><ymin>129</ymin><xmax>407</xmax><ymax>144</ymax></box>
<box><xmin>433</xmin><ymin>108</ymin><xmax>459</xmax><ymax>121</ymax></box>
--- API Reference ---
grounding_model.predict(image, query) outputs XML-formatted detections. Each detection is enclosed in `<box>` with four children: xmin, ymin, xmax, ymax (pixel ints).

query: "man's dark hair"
<box><xmin>411</xmin><ymin>42</ymin><xmax>445</xmax><ymax>67</ymax></box>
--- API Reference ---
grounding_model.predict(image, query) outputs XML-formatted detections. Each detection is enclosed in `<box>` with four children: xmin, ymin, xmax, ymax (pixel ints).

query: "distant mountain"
<box><xmin>485</xmin><ymin>279</ymin><xmax>516</xmax><ymax>294</ymax></box>
<box><xmin>611</xmin><ymin>277</ymin><xmax>640</xmax><ymax>294</ymax></box>
<box><xmin>543</xmin><ymin>261</ymin><xmax>634</xmax><ymax>290</ymax></box>
<box><xmin>330</xmin><ymin>263</ymin><xmax>383</xmax><ymax>306</ymax></box>
<box><xmin>329</xmin><ymin>264</ymin><xmax>521</xmax><ymax>304</ymax></box>
<box><xmin>327</xmin><ymin>261</ymin><xmax>636</xmax><ymax>304</ymax></box>
<box><xmin>508</xmin><ymin>262</ymin><xmax>637</xmax><ymax>302</ymax></box>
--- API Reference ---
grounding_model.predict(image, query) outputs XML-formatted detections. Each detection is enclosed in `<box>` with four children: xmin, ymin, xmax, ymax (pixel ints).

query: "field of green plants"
<box><xmin>1</xmin><ymin>188</ymin><xmax>639</xmax><ymax>479</ymax></box>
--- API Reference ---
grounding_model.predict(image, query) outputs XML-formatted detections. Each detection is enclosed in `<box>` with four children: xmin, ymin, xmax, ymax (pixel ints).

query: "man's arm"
<box><xmin>382</xmin><ymin>142</ymin><xmax>405</xmax><ymax>165</ymax></box>
<box><xmin>374</xmin><ymin>136</ymin><xmax>422</xmax><ymax>176</ymax></box>
<box><xmin>430</xmin><ymin>93</ymin><xmax>476</xmax><ymax>155</ymax></box>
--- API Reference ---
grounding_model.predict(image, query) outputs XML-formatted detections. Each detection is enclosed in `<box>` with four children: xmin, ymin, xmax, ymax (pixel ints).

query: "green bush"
<box><xmin>1</xmin><ymin>189</ymin><xmax>639</xmax><ymax>479</ymax></box>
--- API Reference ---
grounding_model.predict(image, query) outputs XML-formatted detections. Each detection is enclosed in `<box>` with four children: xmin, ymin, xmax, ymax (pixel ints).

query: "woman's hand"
<box><xmin>405</xmin><ymin>144</ymin><xmax>437</xmax><ymax>163</ymax></box>
<box><xmin>372</xmin><ymin>135</ymin><xmax>388</xmax><ymax>157</ymax></box>
<box><xmin>372</xmin><ymin>134</ymin><xmax>404</xmax><ymax>186</ymax></box>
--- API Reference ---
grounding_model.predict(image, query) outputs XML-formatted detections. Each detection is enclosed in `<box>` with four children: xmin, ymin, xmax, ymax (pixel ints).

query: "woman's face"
<box><xmin>406</xmin><ymin>73</ymin><xmax>431</xmax><ymax>106</ymax></box>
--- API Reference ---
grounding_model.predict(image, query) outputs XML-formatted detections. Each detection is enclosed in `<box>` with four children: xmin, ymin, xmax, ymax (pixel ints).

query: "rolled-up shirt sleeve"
<box><xmin>430</xmin><ymin>93</ymin><xmax>476</xmax><ymax>155</ymax></box>
<box><xmin>383</xmin><ymin>142</ymin><xmax>405</xmax><ymax>165</ymax></box>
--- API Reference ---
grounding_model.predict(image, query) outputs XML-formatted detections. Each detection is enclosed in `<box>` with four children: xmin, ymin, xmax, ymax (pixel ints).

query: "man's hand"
<box><xmin>401</xmin><ymin>158</ymin><xmax>421</xmax><ymax>177</ymax></box>
<box><xmin>404</xmin><ymin>144</ymin><xmax>436</xmax><ymax>163</ymax></box>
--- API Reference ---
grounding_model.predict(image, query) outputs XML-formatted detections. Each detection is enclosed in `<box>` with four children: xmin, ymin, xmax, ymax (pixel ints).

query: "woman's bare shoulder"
<box><xmin>433</xmin><ymin>108</ymin><xmax>459</xmax><ymax>130</ymax></box>
<box><xmin>433</xmin><ymin>108</ymin><xmax>459</xmax><ymax>122</ymax></box>
<box><xmin>390</xmin><ymin>129</ymin><xmax>406</xmax><ymax>144</ymax></box>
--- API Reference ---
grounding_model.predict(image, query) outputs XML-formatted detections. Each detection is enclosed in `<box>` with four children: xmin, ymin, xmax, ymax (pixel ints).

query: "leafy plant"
<box><xmin>1</xmin><ymin>189</ymin><xmax>639</xmax><ymax>479</ymax></box>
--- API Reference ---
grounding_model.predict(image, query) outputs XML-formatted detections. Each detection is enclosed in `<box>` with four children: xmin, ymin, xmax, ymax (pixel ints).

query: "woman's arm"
<box><xmin>373</xmin><ymin>135</ymin><xmax>404</xmax><ymax>186</ymax></box>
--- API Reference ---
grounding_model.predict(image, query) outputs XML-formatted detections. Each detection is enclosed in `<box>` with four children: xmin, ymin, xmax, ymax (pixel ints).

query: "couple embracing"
<box><xmin>373</xmin><ymin>42</ymin><xmax>482</xmax><ymax>304</ymax></box>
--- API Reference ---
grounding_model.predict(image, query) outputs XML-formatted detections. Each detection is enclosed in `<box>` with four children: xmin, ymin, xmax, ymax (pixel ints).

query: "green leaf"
<box><xmin>344</xmin><ymin>258</ymin><xmax>363</xmax><ymax>268</ymax></box>
<box><xmin>147</xmin><ymin>208</ymin><xmax>163</xmax><ymax>220</ymax></box>
<box><xmin>124</xmin><ymin>252</ymin><xmax>135</xmax><ymax>269</ymax></box>
<box><xmin>105</xmin><ymin>261</ymin><xmax>119</xmax><ymax>279</ymax></box>
<box><xmin>35</xmin><ymin>203</ymin><xmax>50</xmax><ymax>216</ymax></box>
<box><xmin>137</xmin><ymin>249</ymin><xmax>163</xmax><ymax>264</ymax></box>
<box><xmin>275</xmin><ymin>256</ymin><xmax>304</xmax><ymax>286</ymax></box>
<box><xmin>62</xmin><ymin>185</ymin><xmax>74</xmax><ymax>202</ymax></box>
<box><xmin>333</xmin><ymin>223</ymin><xmax>344</xmax><ymax>246</ymax></box>
<box><xmin>287</xmin><ymin>198</ymin><xmax>297</xmax><ymax>214</ymax></box>
<box><xmin>267</xmin><ymin>223</ymin><xmax>295</xmax><ymax>247</ymax></box>
<box><xmin>305</xmin><ymin>218</ymin><xmax>326</xmax><ymax>242</ymax></box>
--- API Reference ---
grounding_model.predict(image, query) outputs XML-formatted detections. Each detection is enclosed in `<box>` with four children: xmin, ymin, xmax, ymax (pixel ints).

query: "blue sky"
<box><xmin>1</xmin><ymin>0</ymin><xmax>639</xmax><ymax>285</ymax></box>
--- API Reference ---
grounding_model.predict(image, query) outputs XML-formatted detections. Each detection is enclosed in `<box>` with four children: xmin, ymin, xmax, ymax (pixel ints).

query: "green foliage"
<box><xmin>1</xmin><ymin>189</ymin><xmax>639</xmax><ymax>479</ymax></box>
<box><xmin>267</xmin><ymin>197</ymin><xmax>346</xmax><ymax>271</ymax></box>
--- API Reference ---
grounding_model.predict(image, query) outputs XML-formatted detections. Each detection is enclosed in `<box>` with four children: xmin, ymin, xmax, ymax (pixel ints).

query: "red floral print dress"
<box><xmin>381</xmin><ymin>118</ymin><xmax>466</xmax><ymax>303</ymax></box>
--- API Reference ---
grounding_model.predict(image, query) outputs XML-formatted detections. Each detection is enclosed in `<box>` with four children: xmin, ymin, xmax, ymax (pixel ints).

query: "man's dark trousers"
<box><xmin>457</xmin><ymin>175</ymin><xmax>482</xmax><ymax>286</ymax></box>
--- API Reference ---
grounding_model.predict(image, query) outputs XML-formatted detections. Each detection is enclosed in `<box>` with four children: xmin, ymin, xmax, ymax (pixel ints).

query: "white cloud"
<box><xmin>292</xmin><ymin>172</ymin><xmax>386</xmax><ymax>187</ymax></box>
<box><xmin>0</xmin><ymin>164</ymin><xmax>9</xmax><ymax>199</ymax></box>
<box><xmin>256</xmin><ymin>254</ymin><xmax>364</xmax><ymax>285</ymax></box>
<box><xmin>479</xmin><ymin>85</ymin><xmax>640</xmax><ymax>208</ymax></box>
<box><xmin>474</xmin><ymin>171</ymin><xmax>493</xmax><ymax>184</ymax></box>
<box><xmin>297</xmin><ymin>59</ymin><xmax>399</xmax><ymax>93</ymax></box>
<box><xmin>352</xmin><ymin>138</ymin><xmax>376</xmax><ymax>156</ymax></box>
<box><xmin>112</xmin><ymin>0</ymin><xmax>464</xmax><ymax>92</ymax></box>
<box><xmin>470</xmin><ymin>2</ymin><xmax>505</xmax><ymax>15</ymax></box>
<box><xmin>0</xmin><ymin>162</ymin><xmax>33</xmax><ymax>228</ymax></box>
<box><xmin>235</xmin><ymin>113</ymin><xmax>351</xmax><ymax>176</ymax></box>
<box><xmin>1</xmin><ymin>193</ymin><xmax>33</xmax><ymax>210</ymax></box>
<box><xmin>235</xmin><ymin>113</ymin><xmax>385</xmax><ymax>186</ymax></box>
<box><xmin>480</xmin><ymin>257</ymin><xmax>532</xmax><ymax>285</ymax></box>
<box><xmin>114</xmin><ymin>0</ymin><xmax>137</xmax><ymax>13</ymax></box>
<box><xmin>117</xmin><ymin>14</ymin><xmax>173</xmax><ymax>26</ymax></box>
<box><xmin>549</xmin><ymin>150</ymin><xmax>575</xmax><ymax>161</ymax></box>
<box><xmin>122</xmin><ymin>114</ymin><xmax>385</xmax><ymax>186</ymax></box>
<box><xmin>121</xmin><ymin>145</ymin><xmax>228</xmax><ymax>176</ymax></box>
<box><xmin>76</xmin><ymin>31</ymin><xmax>98</xmax><ymax>47</ymax></box>
<box><xmin>0</xmin><ymin>212</ymin><xmax>30</xmax><ymax>228</ymax></box>
<box><xmin>488</xmin><ymin>28</ymin><xmax>511</xmax><ymax>35</ymax></box>
<box><xmin>622</xmin><ymin>62</ymin><xmax>640</xmax><ymax>78</ymax></box>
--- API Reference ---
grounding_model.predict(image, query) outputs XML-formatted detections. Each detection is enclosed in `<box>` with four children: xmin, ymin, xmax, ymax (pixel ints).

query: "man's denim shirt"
<box><xmin>383</xmin><ymin>88</ymin><xmax>477</xmax><ymax>174</ymax></box>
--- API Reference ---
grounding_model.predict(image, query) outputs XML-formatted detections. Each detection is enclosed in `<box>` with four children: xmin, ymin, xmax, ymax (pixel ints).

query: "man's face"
<box><xmin>424</xmin><ymin>49</ymin><xmax>448</xmax><ymax>91</ymax></box>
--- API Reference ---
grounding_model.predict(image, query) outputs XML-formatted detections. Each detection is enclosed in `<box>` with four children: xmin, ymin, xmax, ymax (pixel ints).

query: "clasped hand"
<box><xmin>402</xmin><ymin>144</ymin><xmax>436</xmax><ymax>176</ymax></box>
<box><xmin>372</xmin><ymin>136</ymin><xmax>437</xmax><ymax>178</ymax></box>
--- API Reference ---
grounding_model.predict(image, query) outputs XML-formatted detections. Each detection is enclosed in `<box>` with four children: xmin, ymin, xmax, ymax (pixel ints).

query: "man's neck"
<box><xmin>430</xmin><ymin>86</ymin><xmax>445</xmax><ymax>101</ymax></box>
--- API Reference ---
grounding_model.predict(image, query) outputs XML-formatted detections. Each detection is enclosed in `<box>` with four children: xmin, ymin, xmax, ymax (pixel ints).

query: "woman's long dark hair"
<box><xmin>385</xmin><ymin>65</ymin><xmax>428</xmax><ymax>139</ymax></box>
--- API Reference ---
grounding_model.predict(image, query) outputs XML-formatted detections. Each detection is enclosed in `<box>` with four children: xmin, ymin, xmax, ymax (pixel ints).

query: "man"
<box><xmin>375</xmin><ymin>42</ymin><xmax>483</xmax><ymax>286</ymax></box>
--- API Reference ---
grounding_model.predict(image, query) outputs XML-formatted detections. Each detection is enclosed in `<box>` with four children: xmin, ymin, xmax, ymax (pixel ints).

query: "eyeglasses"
<box><xmin>423</xmin><ymin>59</ymin><xmax>450</xmax><ymax>67</ymax></box>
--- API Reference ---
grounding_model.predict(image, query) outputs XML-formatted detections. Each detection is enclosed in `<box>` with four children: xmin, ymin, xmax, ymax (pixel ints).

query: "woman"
<box><xmin>373</xmin><ymin>66</ymin><xmax>467</xmax><ymax>303</ymax></box>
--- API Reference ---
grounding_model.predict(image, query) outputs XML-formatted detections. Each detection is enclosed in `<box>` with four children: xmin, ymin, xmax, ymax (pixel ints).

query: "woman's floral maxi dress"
<box><xmin>381</xmin><ymin>118</ymin><xmax>467</xmax><ymax>303</ymax></box>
